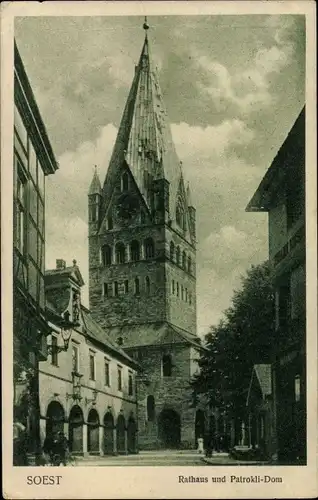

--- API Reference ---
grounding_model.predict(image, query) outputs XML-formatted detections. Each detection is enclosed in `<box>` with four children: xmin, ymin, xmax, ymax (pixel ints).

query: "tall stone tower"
<box><xmin>88</xmin><ymin>20</ymin><xmax>204</xmax><ymax>449</ymax></box>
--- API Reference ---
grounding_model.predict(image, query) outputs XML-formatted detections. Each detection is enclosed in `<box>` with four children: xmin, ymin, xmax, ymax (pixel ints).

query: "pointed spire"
<box><xmin>102</xmin><ymin>18</ymin><xmax>185</xmax><ymax>215</ymax></box>
<box><xmin>143</xmin><ymin>16</ymin><xmax>149</xmax><ymax>38</ymax></box>
<box><xmin>186</xmin><ymin>182</ymin><xmax>193</xmax><ymax>207</ymax></box>
<box><xmin>89</xmin><ymin>165</ymin><xmax>102</xmax><ymax>195</ymax></box>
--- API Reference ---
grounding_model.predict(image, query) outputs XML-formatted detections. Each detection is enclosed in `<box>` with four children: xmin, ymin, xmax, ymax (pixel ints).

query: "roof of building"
<box><xmin>247</xmin><ymin>364</ymin><xmax>272</xmax><ymax>406</ymax></box>
<box><xmin>89</xmin><ymin>167</ymin><xmax>102</xmax><ymax>195</ymax></box>
<box><xmin>246</xmin><ymin>106</ymin><xmax>305</xmax><ymax>212</ymax></box>
<box><xmin>14</xmin><ymin>41</ymin><xmax>58</xmax><ymax>175</ymax></box>
<box><xmin>103</xmin><ymin>321</ymin><xmax>204</xmax><ymax>350</ymax></box>
<box><xmin>45</xmin><ymin>261</ymin><xmax>85</xmax><ymax>288</ymax></box>
<box><xmin>101</xmin><ymin>29</ymin><xmax>186</xmax><ymax>216</ymax></box>
<box><xmin>80</xmin><ymin>307</ymin><xmax>137</xmax><ymax>366</ymax></box>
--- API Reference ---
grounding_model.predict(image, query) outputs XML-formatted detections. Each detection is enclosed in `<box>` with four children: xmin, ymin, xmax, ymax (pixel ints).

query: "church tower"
<box><xmin>88</xmin><ymin>19</ymin><xmax>204</xmax><ymax>449</ymax></box>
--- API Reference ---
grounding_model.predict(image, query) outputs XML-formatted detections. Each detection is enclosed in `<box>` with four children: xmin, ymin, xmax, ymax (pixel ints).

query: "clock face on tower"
<box><xmin>116</xmin><ymin>193</ymin><xmax>140</xmax><ymax>223</ymax></box>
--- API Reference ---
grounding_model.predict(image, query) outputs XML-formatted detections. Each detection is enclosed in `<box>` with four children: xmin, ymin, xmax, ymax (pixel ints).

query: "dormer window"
<box><xmin>107</xmin><ymin>214</ymin><xmax>113</xmax><ymax>230</ymax></box>
<box><xmin>130</xmin><ymin>240</ymin><xmax>140</xmax><ymax>261</ymax></box>
<box><xmin>115</xmin><ymin>242</ymin><xmax>126</xmax><ymax>264</ymax></box>
<box><xmin>176</xmin><ymin>202</ymin><xmax>185</xmax><ymax>230</ymax></box>
<box><xmin>144</xmin><ymin>238</ymin><xmax>155</xmax><ymax>259</ymax></box>
<box><xmin>170</xmin><ymin>241</ymin><xmax>175</xmax><ymax>261</ymax></box>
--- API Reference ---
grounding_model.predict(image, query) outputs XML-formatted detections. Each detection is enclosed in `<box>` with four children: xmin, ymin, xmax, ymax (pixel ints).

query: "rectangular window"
<box><xmin>37</xmin><ymin>161</ymin><xmax>45</xmax><ymax>197</ymax></box>
<box><xmin>51</xmin><ymin>336</ymin><xmax>58</xmax><ymax>366</ymax></box>
<box><xmin>29</xmin><ymin>140</ymin><xmax>37</xmax><ymax>181</ymax></box>
<box><xmin>128</xmin><ymin>372</ymin><xmax>133</xmax><ymax>396</ymax></box>
<box><xmin>28</xmin><ymin>258</ymin><xmax>38</xmax><ymax>301</ymax></box>
<box><xmin>15</xmin><ymin>165</ymin><xmax>26</xmax><ymax>254</ymax></box>
<box><xmin>28</xmin><ymin>220</ymin><xmax>38</xmax><ymax>264</ymax></box>
<box><xmin>14</xmin><ymin>105</ymin><xmax>28</xmax><ymax>150</ymax></box>
<box><xmin>181</xmin><ymin>285</ymin><xmax>184</xmax><ymax>300</ymax></box>
<box><xmin>172</xmin><ymin>279</ymin><xmax>175</xmax><ymax>294</ymax></box>
<box><xmin>114</xmin><ymin>281</ymin><xmax>119</xmax><ymax>297</ymax></box>
<box><xmin>104</xmin><ymin>359</ymin><xmax>110</xmax><ymax>387</ymax></box>
<box><xmin>103</xmin><ymin>283</ymin><xmax>109</xmax><ymax>297</ymax></box>
<box><xmin>38</xmin><ymin>198</ymin><xmax>44</xmax><ymax>235</ymax></box>
<box><xmin>89</xmin><ymin>351</ymin><xmax>96</xmax><ymax>380</ymax></box>
<box><xmin>72</xmin><ymin>343</ymin><xmax>79</xmax><ymax>373</ymax></box>
<box><xmin>124</xmin><ymin>280</ymin><xmax>129</xmax><ymax>294</ymax></box>
<box><xmin>29</xmin><ymin>182</ymin><xmax>38</xmax><ymax>225</ymax></box>
<box><xmin>117</xmin><ymin>366</ymin><xmax>122</xmax><ymax>391</ymax></box>
<box><xmin>176</xmin><ymin>282</ymin><xmax>179</xmax><ymax>297</ymax></box>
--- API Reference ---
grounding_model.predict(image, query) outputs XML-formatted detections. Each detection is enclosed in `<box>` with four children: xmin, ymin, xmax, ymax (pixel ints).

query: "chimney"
<box><xmin>56</xmin><ymin>259</ymin><xmax>66</xmax><ymax>270</ymax></box>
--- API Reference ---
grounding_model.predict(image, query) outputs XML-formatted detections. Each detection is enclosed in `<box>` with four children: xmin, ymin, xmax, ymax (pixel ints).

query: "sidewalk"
<box><xmin>201</xmin><ymin>452</ymin><xmax>270</xmax><ymax>466</ymax></box>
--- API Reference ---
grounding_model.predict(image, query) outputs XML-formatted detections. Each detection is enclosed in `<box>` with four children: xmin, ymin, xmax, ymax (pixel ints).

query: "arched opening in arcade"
<box><xmin>194</xmin><ymin>409</ymin><xmax>205</xmax><ymax>447</ymax></box>
<box><xmin>46</xmin><ymin>401</ymin><xmax>65</xmax><ymax>439</ymax></box>
<box><xmin>158</xmin><ymin>409</ymin><xmax>181</xmax><ymax>449</ymax></box>
<box><xmin>68</xmin><ymin>405</ymin><xmax>84</xmax><ymax>454</ymax></box>
<box><xmin>103</xmin><ymin>412</ymin><xmax>114</xmax><ymax>455</ymax></box>
<box><xmin>116</xmin><ymin>414</ymin><xmax>126</xmax><ymax>454</ymax></box>
<box><xmin>87</xmin><ymin>408</ymin><xmax>100</xmax><ymax>455</ymax></box>
<box><xmin>127</xmin><ymin>414</ymin><xmax>137</xmax><ymax>454</ymax></box>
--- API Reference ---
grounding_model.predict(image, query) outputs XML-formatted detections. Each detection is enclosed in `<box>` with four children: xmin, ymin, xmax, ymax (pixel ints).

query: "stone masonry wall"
<box><xmin>131</xmin><ymin>344</ymin><xmax>198</xmax><ymax>449</ymax></box>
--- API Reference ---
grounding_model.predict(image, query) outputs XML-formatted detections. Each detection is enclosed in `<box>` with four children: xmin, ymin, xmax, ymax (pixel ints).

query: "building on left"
<box><xmin>13</xmin><ymin>40</ymin><xmax>61</xmax><ymax>464</ymax></box>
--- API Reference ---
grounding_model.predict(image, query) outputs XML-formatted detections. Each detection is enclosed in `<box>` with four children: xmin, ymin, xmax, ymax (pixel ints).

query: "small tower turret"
<box><xmin>187</xmin><ymin>182</ymin><xmax>196</xmax><ymax>240</ymax></box>
<box><xmin>88</xmin><ymin>166</ymin><xmax>102</xmax><ymax>235</ymax></box>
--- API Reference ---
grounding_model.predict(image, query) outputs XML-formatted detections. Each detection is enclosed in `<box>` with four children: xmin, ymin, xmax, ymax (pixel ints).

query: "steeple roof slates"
<box><xmin>102</xmin><ymin>30</ymin><xmax>184</xmax><ymax>215</ymax></box>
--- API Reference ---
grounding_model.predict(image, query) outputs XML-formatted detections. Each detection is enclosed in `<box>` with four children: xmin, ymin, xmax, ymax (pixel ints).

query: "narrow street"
<box><xmin>73</xmin><ymin>450</ymin><xmax>239</xmax><ymax>467</ymax></box>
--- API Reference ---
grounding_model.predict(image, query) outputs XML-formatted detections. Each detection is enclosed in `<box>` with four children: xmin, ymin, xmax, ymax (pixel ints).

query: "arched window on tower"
<box><xmin>115</xmin><ymin>242</ymin><xmax>126</xmax><ymax>264</ymax></box>
<box><xmin>144</xmin><ymin>238</ymin><xmax>155</xmax><ymax>259</ymax></box>
<box><xmin>130</xmin><ymin>240</ymin><xmax>140</xmax><ymax>261</ymax></box>
<box><xmin>145</xmin><ymin>276</ymin><xmax>150</xmax><ymax>295</ymax></box>
<box><xmin>162</xmin><ymin>354</ymin><xmax>172</xmax><ymax>377</ymax></box>
<box><xmin>182</xmin><ymin>250</ymin><xmax>187</xmax><ymax>269</ymax></box>
<box><xmin>176</xmin><ymin>201</ymin><xmax>185</xmax><ymax>230</ymax></box>
<box><xmin>102</xmin><ymin>245</ymin><xmax>112</xmax><ymax>266</ymax></box>
<box><xmin>188</xmin><ymin>256</ymin><xmax>192</xmax><ymax>274</ymax></box>
<box><xmin>134</xmin><ymin>277</ymin><xmax>140</xmax><ymax>296</ymax></box>
<box><xmin>176</xmin><ymin>246</ymin><xmax>181</xmax><ymax>266</ymax></box>
<box><xmin>147</xmin><ymin>395</ymin><xmax>155</xmax><ymax>422</ymax></box>
<box><xmin>170</xmin><ymin>241</ymin><xmax>175</xmax><ymax>262</ymax></box>
<box><xmin>121</xmin><ymin>172</ymin><xmax>129</xmax><ymax>192</ymax></box>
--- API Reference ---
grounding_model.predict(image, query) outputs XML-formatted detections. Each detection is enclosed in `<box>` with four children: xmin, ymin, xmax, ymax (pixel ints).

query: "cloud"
<box><xmin>195</xmin><ymin>16</ymin><xmax>295</xmax><ymax>114</ymax></box>
<box><xmin>171</xmin><ymin>119</ymin><xmax>254</xmax><ymax>159</ymax></box>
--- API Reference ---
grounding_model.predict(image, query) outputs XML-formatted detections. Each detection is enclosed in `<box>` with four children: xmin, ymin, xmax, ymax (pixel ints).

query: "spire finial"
<box><xmin>143</xmin><ymin>16</ymin><xmax>149</xmax><ymax>36</ymax></box>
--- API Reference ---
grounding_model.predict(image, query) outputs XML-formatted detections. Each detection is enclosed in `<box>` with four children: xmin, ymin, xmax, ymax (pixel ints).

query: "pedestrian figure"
<box><xmin>56</xmin><ymin>431</ymin><xmax>69</xmax><ymax>466</ymax></box>
<box><xmin>197</xmin><ymin>436</ymin><xmax>204</xmax><ymax>454</ymax></box>
<box><xmin>13</xmin><ymin>421</ymin><xmax>28</xmax><ymax>466</ymax></box>
<box><xmin>43</xmin><ymin>431</ymin><xmax>59</xmax><ymax>465</ymax></box>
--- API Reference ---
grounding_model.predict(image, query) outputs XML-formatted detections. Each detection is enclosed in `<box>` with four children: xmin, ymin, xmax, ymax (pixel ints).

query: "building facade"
<box><xmin>41</xmin><ymin>259</ymin><xmax>139</xmax><ymax>456</ymax></box>
<box><xmin>88</xmin><ymin>25</ymin><xmax>204</xmax><ymax>449</ymax></box>
<box><xmin>13</xmin><ymin>41</ymin><xmax>59</xmax><ymax>464</ymax></box>
<box><xmin>247</xmin><ymin>107</ymin><xmax>306</xmax><ymax>464</ymax></box>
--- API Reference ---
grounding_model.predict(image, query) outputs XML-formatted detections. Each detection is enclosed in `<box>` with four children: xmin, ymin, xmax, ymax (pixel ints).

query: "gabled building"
<box><xmin>13</xmin><ymin>41</ymin><xmax>59</xmax><ymax>464</ymax></box>
<box><xmin>246</xmin><ymin>364</ymin><xmax>274</xmax><ymax>458</ymax></box>
<box><xmin>88</xmin><ymin>22</ymin><xmax>204</xmax><ymax>449</ymax></box>
<box><xmin>246</xmin><ymin>107</ymin><xmax>306</xmax><ymax>464</ymax></box>
<box><xmin>40</xmin><ymin>259</ymin><xmax>139</xmax><ymax>456</ymax></box>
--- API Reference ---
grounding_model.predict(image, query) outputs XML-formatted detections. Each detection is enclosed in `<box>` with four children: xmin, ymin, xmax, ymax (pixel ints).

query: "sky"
<box><xmin>15</xmin><ymin>15</ymin><xmax>305</xmax><ymax>336</ymax></box>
